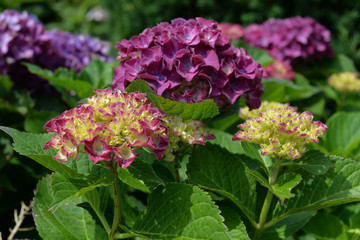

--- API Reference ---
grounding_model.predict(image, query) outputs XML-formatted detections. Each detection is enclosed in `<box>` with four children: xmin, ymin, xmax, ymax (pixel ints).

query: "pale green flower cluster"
<box><xmin>239</xmin><ymin>101</ymin><xmax>296</xmax><ymax>119</ymax></box>
<box><xmin>163</xmin><ymin>115</ymin><xmax>215</xmax><ymax>162</ymax></box>
<box><xmin>233</xmin><ymin>107</ymin><xmax>327</xmax><ymax>160</ymax></box>
<box><xmin>328</xmin><ymin>72</ymin><xmax>360</xmax><ymax>93</ymax></box>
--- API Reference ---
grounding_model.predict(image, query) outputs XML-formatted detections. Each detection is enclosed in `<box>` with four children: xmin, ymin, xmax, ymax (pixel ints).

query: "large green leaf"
<box><xmin>148</xmin><ymin>93</ymin><xmax>219</xmax><ymax>121</ymax></box>
<box><xmin>293</xmin><ymin>150</ymin><xmax>333</xmax><ymax>175</ymax></box>
<box><xmin>262</xmin><ymin>212</ymin><xmax>316</xmax><ymax>240</ymax></box>
<box><xmin>268</xmin><ymin>155</ymin><xmax>360</xmax><ymax>228</ymax></box>
<box><xmin>132</xmin><ymin>183</ymin><xmax>231</xmax><ymax>239</ymax></box>
<box><xmin>247</xmin><ymin>170</ymin><xmax>302</xmax><ymax>204</ymax></box>
<box><xmin>262</xmin><ymin>78</ymin><xmax>319</xmax><ymax>102</ymax></box>
<box><xmin>207</xmin><ymin>129</ymin><xmax>245</xmax><ymax>155</ymax></box>
<box><xmin>79</xmin><ymin>60</ymin><xmax>114</xmax><ymax>89</ymax></box>
<box><xmin>33</xmin><ymin>175</ymin><xmax>107</xmax><ymax>240</ymax></box>
<box><xmin>302</xmin><ymin>213</ymin><xmax>348</xmax><ymax>240</ymax></box>
<box><xmin>0</xmin><ymin>126</ymin><xmax>77</xmax><ymax>178</ymax></box>
<box><xmin>241</xmin><ymin>141</ymin><xmax>272</xmax><ymax>174</ymax></box>
<box><xmin>125</xmin><ymin>79</ymin><xmax>155</xmax><ymax>94</ymax></box>
<box><xmin>320</xmin><ymin>112</ymin><xmax>360</xmax><ymax>159</ymax></box>
<box><xmin>24</xmin><ymin>63</ymin><xmax>94</xmax><ymax>99</ymax></box>
<box><xmin>187</xmin><ymin>143</ymin><xmax>257</xmax><ymax>224</ymax></box>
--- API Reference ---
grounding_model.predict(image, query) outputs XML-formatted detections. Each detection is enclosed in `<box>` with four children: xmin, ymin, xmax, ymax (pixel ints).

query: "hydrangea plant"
<box><xmin>218</xmin><ymin>22</ymin><xmax>244</xmax><ymax>40</ymax></box>
<box><xmin>243</xmin><ymin>16</ymin><xmax>334</xmax><ymax>64</ymax></box>
<box><xmin>328</xmin><ymin>72</ymin><xmax>360</xmax><ymax>93</ymax></box>
<box><xmin>239</xmin><ymin>100</ymin><xmax>297</xmax><ymax>119</ymax></box>
<box><xmin>113</xmin><ymin>17</ymin><xmax>266</xmax><ymax>109</ymax></box>
<box><xmin>264</xmin><ymin>60</ymin><xmax>294</xmax><ymax>80</ymax></box>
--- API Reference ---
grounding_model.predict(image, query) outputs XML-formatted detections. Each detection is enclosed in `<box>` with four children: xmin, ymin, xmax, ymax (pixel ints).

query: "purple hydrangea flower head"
<box><xmin>113</xmin><ymin>17</ymin><xmax>266</xmax><ymax>109</ymax></box>
<box><xmin>45</xmin><ymin>29</ymin><xmax>113</xmax><ymax>71</ymax></box>
<box><xmin>0</xmin><ymin>10</ymin><xmax>50</xmax><ymax>75</ymax></box>
<box><xmin>0</xmin><ymin>9</ymin><xmax>113</xmax><ymax>93</ymax></box>
<box><xmin>243</xmin><ymin>17</ymin><xmax>334</xmax><ymax>64</ymax></box>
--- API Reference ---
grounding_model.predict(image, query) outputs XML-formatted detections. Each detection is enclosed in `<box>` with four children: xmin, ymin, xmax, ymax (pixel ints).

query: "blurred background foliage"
<box><xmin>1</xmin><ymin>0</ymin><xmax>359</xmax><ymax>64</ymax></box>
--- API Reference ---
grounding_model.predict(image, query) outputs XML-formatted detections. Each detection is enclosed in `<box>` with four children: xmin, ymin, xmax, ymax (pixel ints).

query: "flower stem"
<box><xmin>253</xmin><ymin>158</ymin><xmax>282</xmax><ymax>240</ymax></box>
<box><xmin>110</xmin><ymin>161</ymin><xmax>122</xmax><ymax>239</ymax></box>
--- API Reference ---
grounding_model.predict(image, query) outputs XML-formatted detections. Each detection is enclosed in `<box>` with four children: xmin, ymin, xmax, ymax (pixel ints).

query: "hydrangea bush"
<box><xmin>2</xmin><ymin>12</ymin><xmax>360</xmax><ymax>240</ymax></box>
<box><xmin>113</xmin><ymin>17</ymin><xmax>266</xmax><ymax>109</ymax></box>
<box><xmin>243</xmin><ymin>16</ymin><xmax>334</xmax><ymax>64</ymax></box>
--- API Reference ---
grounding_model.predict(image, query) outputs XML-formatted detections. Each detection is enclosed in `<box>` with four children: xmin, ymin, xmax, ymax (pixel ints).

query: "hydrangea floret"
<box><xmin>243</xmin><ymin>16</ymin><xmax>333</xmax><ymax>64</ymax></box>
<box><xmin>328</xmin><ymin>72</ymin><xmax>360</xmax><ymax>93</ymax></box>
<box><xmin>43</xmin><ymin>89</ymin><xmax>169</xmax><ymax>168</ymax></box>
<box><xmin>239</xmin><ymin>101</ymin><xmax>297</xmax><ymax>119</ymax></box>
<box><xmin>112</xmin><ymin>17</ymin><xmax>266</xmax><ymax>109</ymax></box>
<box><xmin>218</xmin><ymin>22</ymin><xmax>244</xmax><ymax>41</ymax></box>
<box><xmin>163</xmin><ymin>115</ymin><xmax>215</xmax><ymax>161</ymax></box>
<box><xmin>233</xmin><ymin>107</ymin><xmax>327</xmax><ymax>160</ymax></box>
<box><xmin>264</xmin><ymin>60</ymin><xmax>294</xmax><ymax>80</ymax></box>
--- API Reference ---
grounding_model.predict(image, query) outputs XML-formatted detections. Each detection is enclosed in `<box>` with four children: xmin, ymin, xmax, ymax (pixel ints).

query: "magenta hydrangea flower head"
<box><xmin>218</xmin><ymin>23</ymin><xmax>244</xmax><ymax>41</ymax></box>
<box><xmin>0</xmin><ymin>10</ymin><xmax>50</xmax><ymax>75</ymax></box>
<box><xmin>163</xmin><ymin>115</ymin><xmax>215</xmax><ymax>161</ymax></box>
<box><xmin>264</xmin><ymin>60</ymin><xmax>294</xmax><ymax>80</ymax></box>
<box><xmin>243</xmin><ymin>17</ymin><xmax>333</xmax><ymax>64</ymax></box>
<box><xmin>233</xmin><ymin>107</ymin><xmax>327</xmax><ymax>160</ymax></box>
<box><xmin>113</xmin><ymin>17</ymin><xmax>266</xmax><ymax>110</ymax></box>
<box><xmin>43</xmin><ymin>89</ymin><xmax>169</xmax><ymax>168</ymax></box>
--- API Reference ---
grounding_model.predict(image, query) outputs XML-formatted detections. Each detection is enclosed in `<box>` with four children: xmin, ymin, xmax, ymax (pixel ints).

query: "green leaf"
<box><xmin>118</xmin><ymin>158</ymin><xmax>164</xmax><ymax>193</ymax></box>
<box><xmin>293</xmin><ymin>150</ymin><xmax>334</xmax><ymax>175</ymax></box>
<box><xmin>207</xmin><ymin>129</ymin><xmax>245</xmax><ymax>155</ymax></box>
<box><xmin>0</xmin><ymin>75</ymin><xmax>13</xmax><ymax>97</ymax></box>
<box><xmin>218</xmin><ymin>202</ymin><xmax>251</xmax><ymax>240</ymax></box>
<box><xmin>248</xmin><ymin>170</ymin><xmax>302</xmax><ymax>204</ymax></box>
<box><xmin>132</xmin><ymin>183</ymin><xmax>231</xmax><ymax>239</ymax></box>
<box><xmin>262</xmin><ymin>212</ymin><xmax>316</xmax><ymax>240</ymax></box>
<box><xmin>262</xmin><ymin>78</ymin><xmax>319</xmax><ymax>102</ymax></box>
<box><xmin>148</xmin><ymin>93</ymin><xmax>219</xmax><ymax>121</ymax></box>
<box><xmin>187</xmin><ymin>143</ymin><xmax>257</xmax><ymax>224</ymax></box>
<box><xmin>302</xmin><ymin>213</ymin><xmax>348</xmax><ymax>240</ymax></box>
<box><xmin>320</xmin><ymin>112</ymin><xmax>360</xmax><ymax>159</ymax></box>
<box><xmin>79</xmin><ymin>60</ymin><xmax>114</xmax><ymax>89</ymax></box>
<box><xmin>269</xmin><ymin>156</ymin><xmax>360</xmax><ymax>228</ymax></box>
<box><xmin>0</xmin><ymin>126</ymin><xmax>77</xmax><ymax>178</ymax></box>
<box><xmin>125</xmin><ymin>79</ymin><xmax>155</xmax><ymax>94</ymax></box>
<box><xmin>49</xmin><ymin>164</ymin><xmax>115</xmax><ymax>211</ymax></box>
<box><xmin>24</xmin><ymin>63</ymin><xmax>94</xmax><ymax>99</ymax></box>
<box><xmin>233</xmin><ymin>41</ymin><xmax>274</xmax><ymax>67</ymax></box>
<box><xmin>241</xmin><ymin>141</ymin><xmax>272</xmax><ymax>174</ymax></box>
<box><xmin>34</xmin><ymin>175</ymin><xmax>107</xmax><ymax>240</ymax></box>
<box><xmin>24</xmin><ymin>109</ymin><xmax>59</xmax><ymax>133</ymax></box>
<box><xmin>335</xmin><ymin>54</ymin><xmax>359</xmax><ymax>73</ymax></box>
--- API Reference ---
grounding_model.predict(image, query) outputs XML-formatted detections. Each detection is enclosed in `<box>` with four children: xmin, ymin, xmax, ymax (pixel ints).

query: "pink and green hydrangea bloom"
<box><xmin>233</xmin><ymin>107</ymin><xmax>327</xmax><ymax>160</ymax></box>
<box><xmin>43</xmin><ymin>89</ymin><xmax>215</xmax><ymax>167</ymax></box>
<box><xmin>44</xmin><ymin>89</ymin><xmax>169</xmax><ymax>168</ymax></box>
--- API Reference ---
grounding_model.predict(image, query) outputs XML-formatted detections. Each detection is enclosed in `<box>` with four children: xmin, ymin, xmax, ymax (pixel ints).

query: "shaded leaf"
<box><xmin>125</xmin><ymin>79</ymin><xmax>155</xmax><ymax>94</ymax></box>
<box><xmin>293</xmin><ymin>150</ymin><xmax>334</xmax><ymax>175</ymax></box>
<box><xmin>132</xmin><ymin>183</ymin><xmax>231</xmax><ymax>239</ymax></box>
<box><xmin>241</xmin><ymin>141</ymin><xmax>272</xmax><ymax>175</ymax></box>
<box><xmin>33</xmin><ymin>175</ymin><xmax>107</xmax><ymax>240</ymax></box>
<box><xmin>79</xmin><ymin>60</ymin><xmax>114</xmax><ymax>89</ymax></box>
<box><xmin>187</xmin><ymin>143</ymin><xmax>257</xmax><ymax>224</ymax></box>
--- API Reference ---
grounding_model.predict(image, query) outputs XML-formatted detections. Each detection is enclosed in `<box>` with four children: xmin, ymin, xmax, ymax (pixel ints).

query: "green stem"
<box><xmin>173</xmin><ymin>157</ymin><xmax>180</xmax><ymax>182</ymax></box>
<box><xmin>114</xmin><ymin>233</ymin><xmax>136</xmax><ymax>239</ymax></box>
<box><xmin>110</xmin><ymin>161</ymin><xmax>122</xmax><ymax>240</ymax></box>
<box><xmin>253</xmin><ymin>158</ymin><xmax>282</xmax><ymax>240</ymax></box>
<box><xmin>86</xmin><ymin>193</ymin><xmax>111</xmax><ymax>234</ymax></box>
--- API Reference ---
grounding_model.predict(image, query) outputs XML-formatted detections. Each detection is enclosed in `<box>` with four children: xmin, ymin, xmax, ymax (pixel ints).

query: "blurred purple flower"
<box><xmin>218</xmin><ymin>23</ymin><xmax>244</xmax><ymax>41</ymax></box>
<box><xmin>243</xmin><ymin>17</ymin><xmax>334</xmax><ymax>64</ymax></box>
<box><xmin>113</xmin><ymin>17</ymin><xmax>266</xmax><ymax>109</ymax></box>
<box><xmin>0</xmin><ymin>9</ymin><xmax>113</xmax><ymax>93</ymax></box>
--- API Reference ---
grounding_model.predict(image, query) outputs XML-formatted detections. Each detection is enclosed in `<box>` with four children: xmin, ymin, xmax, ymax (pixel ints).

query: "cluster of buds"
<box><xmin>243</xmin><ymin>17</ymin><xmax>333</xmax><ymax>64</ymax></box>
<box><xmin>264</xmin><ymin>60</ymin><xmax>294</xmax><ymax>80</ymax></box>
<box><xmin>328</xmin><ymin>72</ymin><xmax>360</xmax><ymax>93</ymax></box>
<box><xmin>163</xmin><ymin>115</ymin><xmax>215</xmax><ymax>161</ymax></box>
<box><xmin>239</xmin><ymin>101</ymin><xmax>297</xmax><ymax>119</ymax></box>
<box><xmin>217</xmin><ymin>23</ymin><xmax>244</xmax><ymax>41</ymax></box>
<box><xmin>43</xmin><ymin>89</ymin><xmax>215</xmax><ymax>168</ymax></box>
<box><xmin>113</xmin><ymin>17</ymin><xmax>266</xmax><ymax>109</ymax></box>
<box><xmin>233</xmin><ymin>107</ymin><xmax>327</xmax><ymax>160</ymax></box>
